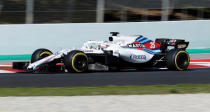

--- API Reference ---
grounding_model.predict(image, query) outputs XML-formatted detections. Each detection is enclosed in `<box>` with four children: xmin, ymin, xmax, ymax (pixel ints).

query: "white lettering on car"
<box><xmin>127</xmin><ymin>43</ymin><xmax>144</xmax><ymax>48</ymax></box>
<box><xmin>130</xmin><ymin>55</ymin><xmax>146</xmax><ymax>60</ymax></box>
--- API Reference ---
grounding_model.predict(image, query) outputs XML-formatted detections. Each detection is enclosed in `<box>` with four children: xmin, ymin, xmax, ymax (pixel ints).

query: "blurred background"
<box><xmin>0</xmin><ymin>0</ymin><xmax>210</xmax><ymax>24</ymax></box>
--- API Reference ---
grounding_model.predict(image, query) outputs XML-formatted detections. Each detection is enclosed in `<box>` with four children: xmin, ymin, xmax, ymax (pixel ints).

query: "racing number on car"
<box><xmin>150</xmin><ymin>42</ymin><xmax>156</xmax><ymax>49</ymax></box>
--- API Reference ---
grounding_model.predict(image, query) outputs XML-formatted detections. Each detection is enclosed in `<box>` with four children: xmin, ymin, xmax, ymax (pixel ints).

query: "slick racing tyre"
<box><xmin>64</xmin><ymin>50</ymin><xmax>88</xmax><ymax>73</ymax></box>
<box><xmin>31</xmin><ymin>48</ymin><xmax>53</xmax><ymax>63</ymax></box>
<box><xmin>166</xmin><ymin>49</ymin><xmax>190</xmax><ymax>71</ymax></box>
<box><xmin>31</xmin><ymin>48</ymin><xmax>62</xmax><ymax>73</ymax></box>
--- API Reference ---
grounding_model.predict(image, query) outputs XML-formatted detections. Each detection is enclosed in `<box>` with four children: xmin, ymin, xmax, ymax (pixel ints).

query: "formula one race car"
<box><xmin>13</xmin><ymin>32</ymin><xmax>190</xmax><ymax>73</ymax></box>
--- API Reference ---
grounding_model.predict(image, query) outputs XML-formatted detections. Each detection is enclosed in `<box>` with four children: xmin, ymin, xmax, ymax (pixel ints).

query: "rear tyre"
<box><xmin>166</xmin><ymin>49</ymin><xmax>190</xmax><ymax>71</ymax></box>
<box><xmin>64</xmin><ymin>50</ymin><xmax>88</xmax><ymax>73</ymax></box>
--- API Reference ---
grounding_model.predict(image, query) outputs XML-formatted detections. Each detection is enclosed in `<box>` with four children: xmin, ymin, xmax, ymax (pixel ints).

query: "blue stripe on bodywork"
<box><xmin>137</xmin><ymin>38</ymin><xmax>147</xmax><ymax>43</ymax></box>
<box><xmin>33</xmin><ymin>55</ymin><xmax>56</xmax><ymax>70</ymax></box>
<box><xmin>142</xmin><ymin>40</ymin><xmax>153</xmax><ymax>44</ymax></box>
<box><xmin>136</xmin><ymin>36</ymin><xmax>153</xmax><ymax>44</ymax></box>
<box><xmin>136</xmin><ymin>37</ymin><xmax>145</xmax><ymax>42</ymax></box>
<box><xmin>136</xmin><ymin>36</ymin><xmax>143</xmax><ymax>41</ymax></box>
<box><xmin>140</xmin><ymin>38</ymin><xmax>150</xmax><ymax>43</ymax></box>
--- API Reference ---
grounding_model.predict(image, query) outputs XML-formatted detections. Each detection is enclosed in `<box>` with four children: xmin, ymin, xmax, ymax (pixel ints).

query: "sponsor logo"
<box><xmin>83</xmin><ymin>50</ymin><xmax>93</xmax><ymax>52</ymax></box>
<box><xmin>169</xmin><ymin>40</ymin><xmax>177</xmax><ymax>43</ymax></box>
<box><xmin>130</xmin><ymin>55</ymin><xmax>146</xmax><ymax>60</ymax></box>
<box><xmin>127</xmin><ymin>43</ymin><xmax>144</xmax><ymax>48</ymax></box>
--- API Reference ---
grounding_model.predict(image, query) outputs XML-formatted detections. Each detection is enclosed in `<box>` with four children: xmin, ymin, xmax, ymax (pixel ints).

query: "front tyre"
<box><xmin>31</xmin><ymin>48</ymin><xmax>52</xmax><ymax>63</ymax></box>
<box><xmin>166</xmin><ymin>49</ymin><xmax>190</xmax><ymax>71</ymax></box>
<box><xmin>64</xmin><ymin>50</ymin><xmax>88</xmax><ymax>73</ymax></box>
<box><xmin>31</xmin><ymin>48</ymin><xmax>63</xmax><ymax>73</ymax></box>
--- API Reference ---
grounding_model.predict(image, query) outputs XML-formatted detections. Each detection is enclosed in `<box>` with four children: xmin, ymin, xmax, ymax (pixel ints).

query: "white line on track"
<box><xmin>0</xmin><ymin>70</ymin><xmax>14</xmax><ymax>73</ymax></box>
<box><xmin>190</xmin><ymin>62</ymin><xmax>210</xmax><ymax>67</ymax></box>
<box><xmin>0</xmin><ymin>64</ymin><xmax>12</xmax><ymax>67</ymax></box>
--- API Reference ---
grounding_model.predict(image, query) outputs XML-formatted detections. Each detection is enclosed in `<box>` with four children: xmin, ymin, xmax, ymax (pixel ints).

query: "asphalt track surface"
<box><xmin>0</xmin><ymin>68</ymin><xmax>210</xmax><ymax>88</ymax></box>
<box><xmin>0</xmin><ymin>53</ymin><xmax>209</xmax><ymax>88</ymax></box>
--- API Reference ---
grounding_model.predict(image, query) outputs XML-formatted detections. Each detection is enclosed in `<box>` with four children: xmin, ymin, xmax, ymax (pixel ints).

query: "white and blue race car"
<box><xmin>13</xmin><ymin>32</ymin><xmax>190</xmax><ymax>73</ymax></box>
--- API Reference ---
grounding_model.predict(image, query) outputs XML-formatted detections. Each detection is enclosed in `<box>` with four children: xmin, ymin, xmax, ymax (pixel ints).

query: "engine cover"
<box><xmin>119</xmin><ymin>48</ymin><xmax>153</xmax><ymax>63</ymax></box>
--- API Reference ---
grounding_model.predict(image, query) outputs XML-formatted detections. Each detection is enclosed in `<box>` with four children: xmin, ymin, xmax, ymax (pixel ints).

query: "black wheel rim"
<box><xmin>176</xmin><ymin>52</ymin><xmax>189</xmax><ymax>69</ymax></box>
<box><xmin>74</xmin><ymin>55</ymin><xmax>88</xmax><ymax>71</ymax></box>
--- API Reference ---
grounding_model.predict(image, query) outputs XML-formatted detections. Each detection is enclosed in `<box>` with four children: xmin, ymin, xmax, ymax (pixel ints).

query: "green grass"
<box><xmin>0</xmin><ymin>67</ymin><xmax>12</xmax><ymax>69</ymax></box>
<box><xmin>1</xmin><ymin>84</ymin><xmax>210</xmax><ymax>96</ymax></box>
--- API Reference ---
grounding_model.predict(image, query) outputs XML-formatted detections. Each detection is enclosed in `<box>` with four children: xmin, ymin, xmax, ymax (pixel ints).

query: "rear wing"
<box><xmin>155</xmin><ymin>38</ymin><xmax>189</xmax><ymax>53</ymax></box>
